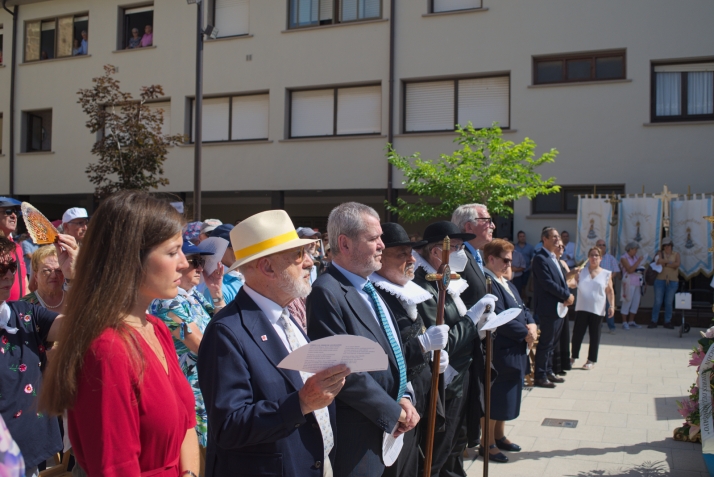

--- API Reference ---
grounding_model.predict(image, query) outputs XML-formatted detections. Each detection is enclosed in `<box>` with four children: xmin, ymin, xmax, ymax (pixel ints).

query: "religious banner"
<box><xmin>575</xmin><ymin>197</ymin><xmax>612</xmax><ymax>262</ymax></box>
<box><xmin>617</xmin><ymin>197</ymin><xmax>663</xmax><ymax>261</ymax></box>
<box><xmin>671</xmin><ymin>195</ymin><xmax>714</xmax><ymax>278</ymax></box>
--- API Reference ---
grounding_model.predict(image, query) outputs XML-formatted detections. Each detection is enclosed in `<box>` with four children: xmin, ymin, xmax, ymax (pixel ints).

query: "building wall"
<box><xmin>0</xmin><ymin>0</ymin><xmax>712</xmax><ymax>242</ymax></box>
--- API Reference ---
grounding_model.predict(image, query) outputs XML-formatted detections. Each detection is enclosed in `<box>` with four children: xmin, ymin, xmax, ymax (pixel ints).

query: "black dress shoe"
<box><xmin>534</xmin><ymin>378</ymin><xmax>556</xmax><ymax>388</ymax></box>
<box><xmin>496</xmin><ymin>436</ymin><xmax>521</xmax><ymax>452</ymax></box>
<box><xmin>556</xmin><ymin>371</ymin><xmax>568</xmax><ymax>376</ymax></box>
<box><xmin>547</xmin><ymin>374</ymin><xmax>565</xmax><ymax>383</ymax></box>
<box><xmin>478</xmin><ymin>445</ymin><xmax>509</xmax><ymax>463</ymax></box>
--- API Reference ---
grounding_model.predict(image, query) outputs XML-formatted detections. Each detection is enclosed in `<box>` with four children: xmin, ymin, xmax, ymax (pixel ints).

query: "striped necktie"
<box><xmin>362</xmin><ymin>282</ymin><xmax>407</xmax><ymax>401</ymax></box>
<box><xmin>278</xmin><ymin>310</ymin><xmax>334</xmax><ymax>464</ymax></box>
<box><xmin>473</xmin><ymin>249</ymin><xmax>485</xmax><ymax>273</ymax></box>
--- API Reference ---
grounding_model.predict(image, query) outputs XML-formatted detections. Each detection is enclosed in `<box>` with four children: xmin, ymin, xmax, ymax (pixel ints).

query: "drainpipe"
<box><xmin>385</xmin><ymin>0</ymin><xmax>396</xmax><ymax>222</ymax></box>
<box><xmin>2</xmin><ymin>0</ymin><xmax>17</xmax><ymax>196</ymax></box>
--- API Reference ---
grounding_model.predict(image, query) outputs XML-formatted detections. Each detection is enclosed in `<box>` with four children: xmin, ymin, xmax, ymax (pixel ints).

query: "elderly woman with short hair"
<box><xmin>620</xmin><ymin>242</ymin><xmax>645</xmax><ymax>330</ymax></box>
<box><xmin>22</xmin><ymin>246</ymin><xmax>67</xmax><ymax>315</ymax></box>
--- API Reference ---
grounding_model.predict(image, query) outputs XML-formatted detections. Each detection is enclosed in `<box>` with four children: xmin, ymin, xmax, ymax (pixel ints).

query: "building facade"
<box><xmin>1</xmin><ymin>0</ymin><xmax>713</xmax><ymax>242</ymax></box>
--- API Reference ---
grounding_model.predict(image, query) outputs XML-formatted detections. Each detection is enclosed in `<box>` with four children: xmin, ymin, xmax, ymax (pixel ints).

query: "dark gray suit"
<box><xmin>307</xmin><ymin>265</ymin><xmax>404</xmax><ymax>477</ymax></box>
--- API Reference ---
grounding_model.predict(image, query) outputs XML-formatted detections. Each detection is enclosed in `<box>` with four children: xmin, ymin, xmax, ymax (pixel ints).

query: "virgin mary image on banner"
<box><xmin>671</xmin><ymin>196</ymin><xmax>714</xmax><ymax>278</ymax></box>
<box><xmin>617</xmin><ymin>197</ymin><xmax>663</xmax><ymax>261</ymax></box>
<box><xmin>575</xmin><ymin>197</ymin><xmax>611</xmax><ymax>262</ymax></box>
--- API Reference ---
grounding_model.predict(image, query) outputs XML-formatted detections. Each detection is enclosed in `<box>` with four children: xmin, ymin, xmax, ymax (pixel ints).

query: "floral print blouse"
<box><xmin>149</xmin><ymin>288</ymin><xmax>213</xmax><ymax>447</ymax></box>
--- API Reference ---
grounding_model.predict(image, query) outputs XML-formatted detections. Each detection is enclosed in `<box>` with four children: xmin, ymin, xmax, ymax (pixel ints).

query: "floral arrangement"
<box><xmin>675</xmin><ymin>326</ymin><xmax>714</xmax><ymax>442</ymax></box>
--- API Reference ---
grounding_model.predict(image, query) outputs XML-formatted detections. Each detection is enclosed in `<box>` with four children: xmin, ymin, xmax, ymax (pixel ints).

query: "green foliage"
<box><xmin>78</xmin><ymin>65</ymin><xmax>186</xmax><ymax>199</ymax></box>
<box><xmin>386</xmin><ymin>123</ymin><xmax>560</xmax><ymax>223</ymax></box>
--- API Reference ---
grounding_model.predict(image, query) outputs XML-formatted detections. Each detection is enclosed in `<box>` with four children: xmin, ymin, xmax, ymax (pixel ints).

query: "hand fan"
<box><xmin>21</xmin><ymin>202</ymin><xmax>59</xmax><ymax>245</ymax></box>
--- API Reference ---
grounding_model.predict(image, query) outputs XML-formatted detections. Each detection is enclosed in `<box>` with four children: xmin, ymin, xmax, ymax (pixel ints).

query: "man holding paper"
<box><xmin>307</xmin><ymin>202</ymin><xmax>420</xmax><ymax>477</ymax></box>
<box><xmin>198</xmin><ymin>210</ymin><xmax>350</xmax><ymax>477</ymax></box>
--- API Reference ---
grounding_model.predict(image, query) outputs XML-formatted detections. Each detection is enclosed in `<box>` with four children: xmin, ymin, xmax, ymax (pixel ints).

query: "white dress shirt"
<box><xmin>547</xmin><ymin>249</ymin><xmax>566</xmax><ymax>284</ymax></box>
<box><xmin>242</xmin><ymin>284</ymin><xmax>308</xmax><ymax>352</ymax></box>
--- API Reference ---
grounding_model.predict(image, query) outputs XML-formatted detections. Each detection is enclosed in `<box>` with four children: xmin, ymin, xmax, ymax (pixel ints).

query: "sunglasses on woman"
<box><xmin>188</xmin><ymin>257</ymin><xmax>206</xmax><ymax>269</ymax></box>
<box><xmin>2</xmin><ymin>208</ymin><xmax>20</xmax><ymax>217</ymax></box>
<box><xmin>0</xmin><ymin>261</ymin><xmax>18</xmax><ymax>276</ymax></box>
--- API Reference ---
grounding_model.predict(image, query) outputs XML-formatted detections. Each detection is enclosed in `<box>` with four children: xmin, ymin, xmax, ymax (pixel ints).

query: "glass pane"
<box><xmin>688</xmin><ymin>72</ymin><xmax>714</xmax><ymax>115</ymax></box>
<box><xmin>655</xmin><ymin>72</ymin><xmax>681</xmax><ymax>116</ymax></box>
<box><xmin>362</xmin><ymin>0</ymin><xmax>380</xmax><ymax>19</ymax></box>
<box><xmin>567</xmin><ymin>59</ymin><xmax>591</xmax><ymax>81</ymax></box>
<box><xmin>25</xmin><ymin>21</ymin><xmax>40</xmax><ymax>61</ymax></box>
<box><xmin>565</xmin><ymin>189</ymin><xmax>591</xmax><ymax>212</ymax></box>
<box><xmin>535</xmin><ymin>60</ymin><xmax>563</xmax><ymax>83</ymax></box>
<box><xmin>342</xmin><ymin>0</ymin><xmax>357</xmax><ymax>21</ymax></box>
<box><xmin>595</xmin><ymin>56</ymin><xmax>624</xmax><ymax>80</ymax></box>
<box><xmin>57</xmin><ymin>17</ymin><xmax>73</xmax><ymax>57</ymax></box>
<box><xmin>532</xmin><ymin>193</ymin><xmax>562</xmax><ymax>214</ymax></box>
<box><xmin>40</xmin><ymin>21</ymin><xmax>55</xmax><ymax>60</ymax></box>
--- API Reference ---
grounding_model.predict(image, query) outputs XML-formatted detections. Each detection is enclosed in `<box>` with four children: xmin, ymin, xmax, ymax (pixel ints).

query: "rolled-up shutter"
<box><xmin>405</xmin><ymin>81</ymin><xmax>454</xmax><ymax>132</ymax></box>
<box><xmin>195</xmin><ymin>97</ymin><xmax>230</xmax><ymax>142</ymax></box>
<box><xmin>457</xmin><ymin>76</ymin><xmax>509</xmax><ymax>129</ymax></box>
<box><xmin>215</xmin><ymin>0</ymin><xmax>250</xmax><ymax>37</ymax></box>
<box><xmin>291</xmin><ymin>89</ymin><xmax>334</xmax><ymax>137</ymax></box>
<box><xmin>337</xmin><ymin>85</ymin><xmax>381</xmax><ymax>135</ymax></box>
<box><xmin>232</xmin><ymin>94</ymin><xmax>269</xmax><ymax>140</ymax></box>
<box><xmin>433</xmin><ymin>0</ymin><xmax>481</xmax><ymax>13</ymax></box>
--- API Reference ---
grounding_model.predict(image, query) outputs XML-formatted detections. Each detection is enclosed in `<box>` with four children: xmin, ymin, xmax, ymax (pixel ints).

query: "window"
<box><xmin>213</xmin><ymin>0</ymin><xmax>250</xmax><ymax>38</ymax></box>
<box><xmin>1</xmin><ymin>25</ymin><xmax>4</xmax><ymax>64</ymax></box>
<box><xmin>290</xmin><ymin>85</ymin><xmax>381</xmax><ymax>138</ymax></box>
<box><xmin>533</xmin><ymin>51</ymin><xmax>625</xmax><ymax>85</ymax></box>
<box><xmin>431</xmin><ymin>0</ymin><xmax>482</xmax><ymax>13</ymax></box>
<box><xmin>404</xmin><ymin>76</ymin><xmax>509</xmax><ymax>133</ymax></box>
<box><xmin>191</xmin><ymin>93</ymin><xmax>269</xmax><ymax>142</ymax></box>
<box><xmin>120</xmin><ymin>5</ymin><xmax>153</xmax><ymax>50</ymax></box>
<box><xmin>146</xmin><ymin>102</ymin><xmax>171</xmax><ymax>136</ymax></box>
<box><xmin>0</xmin><ymin>114</ymin><xmax>3</xmax><ymax>154</ymax></box>
<box><xmin>652</xmin><ymin>61</ymin><xmax>714</xmax><ymax>122</ymax></box>
<box><xmin>288</xmin><ymin>0</ymin><xmax>381</xmax><ymax>29</ymax></box>
<box><xmin>22</xmin><ymin>110</ymin><xmax>52</xmax><ymax>152</ymax></box>
<box><xmin>24</xmin><ymin>14</ymin><xmax>89</xmax><ymax>61</ymax></box>
<box><xmin>531</xmin><ymin>185</ymin><xmax>625</xmax><ymax>215</ymax></box>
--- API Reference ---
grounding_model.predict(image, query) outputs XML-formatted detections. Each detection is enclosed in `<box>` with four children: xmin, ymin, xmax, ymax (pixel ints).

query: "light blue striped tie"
<box><xmin>474</xmin><ymin>250</ymin><xmax>485</xmax><ymax>273</ymax></box>
<box><xmin>363</xmin><ymin>282</ymin><xmax>407</xmax><ymax>402</ymax></box>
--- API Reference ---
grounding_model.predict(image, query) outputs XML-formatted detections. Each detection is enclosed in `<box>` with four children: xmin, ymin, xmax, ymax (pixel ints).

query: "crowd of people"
<box><xmin>0</xmin><ymin>193</ymin><xmax>682</xmax><ymax>477</ymax></box>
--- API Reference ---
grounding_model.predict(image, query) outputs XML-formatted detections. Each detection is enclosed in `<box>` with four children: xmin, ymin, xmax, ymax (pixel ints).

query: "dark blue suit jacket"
<box><xmin>531</xmin><ymin>248</ymin><xmax>571</xmax><ymax>318</ymax></box>
<box><xmin>198</xmin><ymin>288</ymin><xmax>335</xmax><ymax>477</ymax></box>
<box><xmin>488</xmin><ymin>276</ymin><xmax>535</xmax><ymax>381</ymax></box>
<box><xmin>306</xmin><ymin>265</ymin><xmax>403</xmax><ymax>477</ymax></box>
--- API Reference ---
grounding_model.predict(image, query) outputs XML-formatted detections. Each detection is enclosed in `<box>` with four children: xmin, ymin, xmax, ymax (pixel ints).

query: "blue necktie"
<box><xmin>474</xmin><ymin>250</ymin><xmax>484</xmax><ymax>273</ymax></box>
<box><xmin>363</xmin><ymin>282</ymin><xmax>407</xmax><ymax>402</ymax></box>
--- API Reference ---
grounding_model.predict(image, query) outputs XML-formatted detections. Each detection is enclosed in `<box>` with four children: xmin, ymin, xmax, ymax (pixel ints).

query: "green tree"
<box><xmin>78</xmin><ymin>65</ymin><xmax>185</xmax><ymax>199</ymax></box>
<box><xmin>386</xmin><ymin>123</ymin><xmax>560</xmax><ymax>222</ymax></box>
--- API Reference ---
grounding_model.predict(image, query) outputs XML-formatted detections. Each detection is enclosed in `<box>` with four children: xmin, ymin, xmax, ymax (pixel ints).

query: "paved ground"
<box><xmin>463</xmin><ymin>322</ymin><xmax>709</xmax><ymax>477</ymax></box>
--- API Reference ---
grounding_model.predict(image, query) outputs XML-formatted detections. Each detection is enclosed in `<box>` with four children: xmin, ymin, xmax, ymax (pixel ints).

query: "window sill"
<box><xmin>282</xmin><ymin>18</ymin><xmax>388</xmax><ymax>33</ymax></box>
<box><xmin>280</xmin><ymin>134</ymin><xmax>386</xmax><ymax>143</ymax></box>
<box><xmin>527</xmin><ymin>79</ymin><xmax>632</xmax><ymax>89</ymax></box>
<box><xmin>112</xmin><ymin>46</ymin><xmax>157</xmax><ymax>53</ymax></box>
<box><xmin>422</xmin><ymin>7</ymin><xmax>489</xmax><ymax>17</ymax></box>
<box><xmin>526</xmin><ymin>214</ymin><xmax>577</xmax><ymax>220</ymax></box>
<box><xmin>396</xmin><ymin>129</ymin><xmax>517</xmax><ymax>137</ymax></box>
<box><xmin>644</xmin><ymin>120</ymin><xmax>714</xmax><ymax>127</ymax></box>
<box><xmin>179</xmin><ymin>139</ymin><xmax>272</xmax><ymax>147</ymax></box>
<box><xmin>17</xmin><ymin>151</ymin><xmax>55</xmax><ymax>156</ymax></box>
<box><xmin>207</xmin><ymin>34</ymin><xmax>253</xmax><ymax>43</ymax></box>
<box><xmin>21</xmin><ymin>54</ymin><xmax>92</xmax><ymax>66</ymax></box>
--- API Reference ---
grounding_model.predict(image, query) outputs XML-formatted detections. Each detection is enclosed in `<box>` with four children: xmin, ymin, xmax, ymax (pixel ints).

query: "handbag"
<box><xmin>644</xmin><ymin>255</ymin><xmax>659</xmax><ymax>286</ymax></box>
<box><xmin>675</xmin><ymin>292</ymin><xmax>692</xmax><ymax>310</ymax></box>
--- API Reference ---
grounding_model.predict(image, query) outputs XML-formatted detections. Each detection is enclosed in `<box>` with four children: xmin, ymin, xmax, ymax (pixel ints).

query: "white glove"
<box><xmin>465</xmin><ymin>294</ymin><xmax>498</xmax><ymax>326</ymax></box>
<box><xmin>478</xmin><ymin>312</ymin><xmax>497</xmax><ymax>340</ymax></box>
<box><xmin>418</xmin><ymin>324</ymin><xmax>450</xmax><ymax>352</ymax></box>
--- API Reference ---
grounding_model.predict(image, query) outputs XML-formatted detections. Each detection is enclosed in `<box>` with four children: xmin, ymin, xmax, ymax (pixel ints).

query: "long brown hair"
<box><xmin>39</xmin><ymin>191</ymin><xmax>184</xmax><ymax>415</ymax></box>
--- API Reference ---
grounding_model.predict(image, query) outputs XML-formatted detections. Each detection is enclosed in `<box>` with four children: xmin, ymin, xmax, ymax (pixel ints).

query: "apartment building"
<box><xmin>0</xmin><ymin>0</ymin><xmax>713</xmax><ymax>240</ymax></box>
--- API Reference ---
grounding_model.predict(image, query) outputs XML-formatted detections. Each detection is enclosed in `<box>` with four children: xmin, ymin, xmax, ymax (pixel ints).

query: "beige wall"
<box><xmin>1</xmin><ymin>0</ymin><xmax>712</xmax><ymax>239</ymax></box>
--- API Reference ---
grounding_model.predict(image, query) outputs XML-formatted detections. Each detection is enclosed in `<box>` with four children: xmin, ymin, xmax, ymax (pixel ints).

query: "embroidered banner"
<box><xmin>575</xmin><ymin>197</ymin><xmax>612</xmax><ymax>263</ymax></box>
<box><xmin>671</xmin><ymin>196</ymin><xmax>714</xmax><ymax>278</ymax></box>
<box><xmin>617</xmin><ymin>197</ymin><xmax>662</xmax><ymax>262</ymax></box>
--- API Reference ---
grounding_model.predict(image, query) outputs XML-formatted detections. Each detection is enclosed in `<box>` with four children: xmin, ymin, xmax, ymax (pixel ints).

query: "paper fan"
<box><xmin>21</xmin><ymin>202</ymin><xmax>59</xmax><ymax>245</ymax></box>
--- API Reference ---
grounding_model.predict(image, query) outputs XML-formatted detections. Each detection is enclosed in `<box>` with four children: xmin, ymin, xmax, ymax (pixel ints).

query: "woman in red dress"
<box><xmin>39</xmin><ymin>191</ymin><xmax>200</xmax><ymax>477</ymax></box>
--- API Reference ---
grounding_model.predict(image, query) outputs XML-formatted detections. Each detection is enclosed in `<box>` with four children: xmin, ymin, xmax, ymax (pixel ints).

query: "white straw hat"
<box><xmin>228</xmin><ymin>210</ymin><xmax>317</xmax><ymax>271</ymax></box>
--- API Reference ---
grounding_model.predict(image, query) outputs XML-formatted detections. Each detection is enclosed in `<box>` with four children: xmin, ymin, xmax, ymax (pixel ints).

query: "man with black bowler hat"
<box><xmin>369</xmin><ymin>222</ymin><xmax>450</xmax><ymax>477</ymax></box>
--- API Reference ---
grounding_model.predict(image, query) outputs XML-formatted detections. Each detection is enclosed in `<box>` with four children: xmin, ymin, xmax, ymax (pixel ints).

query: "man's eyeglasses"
<box><xmin>436</xmin><ymin>244</ymin><xmax>466</xmax><ymax>253</ymax></box>
<box><xmin>498</xmin><ymin>256</ymin><xmax>512</xmax><ymax>265</ymax></box>
<box><xmin>0</xmin><ymin>261</ymin><xmax>18</xmax><ymax>276</ymax></box>
<box><xmin>2</xmin><ymin>208</ymin><xmax>20</xmax><ymax>217</ymax></box>
<box><xmin>472</xmin><ymin>217</ymin><xmax>493</xmax><ymax>225</ymax></box>
<box><xmin>40</xmin><ymin>268</ymin><xmax>63</xmax><ymax>277</ymax></box>
<box><xmin>188</xmin><ymin>257</ymin><xmax>206</xmax><ymax>269</ymax></box>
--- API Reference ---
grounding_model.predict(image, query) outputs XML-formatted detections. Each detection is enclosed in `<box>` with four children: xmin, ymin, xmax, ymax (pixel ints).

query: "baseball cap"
<box><xmin>209</xmin><ymin>224</ymin><xmax>234</xmax><ymax>243</ymax></box>
<box><xmin>182</xmin><ymin>240</ymin><xmax>215</xmax><ymax>256</ymax></box>
<box><xmin>296</xmin><ymin>227</ymin><xmax>321</xmax><ymax>239</ymax></box>
<box><xmin>62</xmin><ymin>207</ymin><xmax>89</xmax><ymax>224</ymax></box>
<box><xmin>0</xmin><ymin>197</ymin><xmax>21</xmax><ymax>208</ymax></box>
<box><xmin>201</xmin><ymin>219</ymin><xmax>223</xmax><ymax>236</ymax></box>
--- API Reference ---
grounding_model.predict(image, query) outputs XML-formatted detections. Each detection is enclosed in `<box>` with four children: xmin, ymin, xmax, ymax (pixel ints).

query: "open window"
<box><xmin>22</xmin><ymin>110</ymin><xmax>52</xmax><ymax>152</ymax></box>
<box><xmin>288</xmin><ymin>0</ymin><xmax>381</xmax><ymax>29</ymax></box>
<box><xmin>120</xmin><ymin>4</ymin><xmax>154</xmax><ymax>50</ymax></box>
<box><xmin>24</xmin><ymin>15</ymin><xmax>89</xmax><ymax>62</ymax></box>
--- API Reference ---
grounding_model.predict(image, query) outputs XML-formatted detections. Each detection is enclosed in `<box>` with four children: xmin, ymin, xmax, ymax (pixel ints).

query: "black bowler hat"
<box><xmin>421</xmin><ymin>221</ymin><xmax>475</xmax><ymax>244</ymax></box>
<box><xmin>381</xmin><ymin>222</ymin><xmax>428</xmax><ymax>249</ymax></box>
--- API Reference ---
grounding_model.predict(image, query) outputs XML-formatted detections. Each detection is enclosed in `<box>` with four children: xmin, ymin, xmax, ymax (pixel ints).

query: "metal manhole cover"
<box><xmin>542</xmin><ymin>418</ymin><xmax>578</xmax><ymax>428</ymax></box>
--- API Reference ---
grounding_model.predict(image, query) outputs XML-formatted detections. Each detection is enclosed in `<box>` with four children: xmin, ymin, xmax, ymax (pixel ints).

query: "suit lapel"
<box><xmin>237</xmin><ymin>290</ymin><xmax>305</xmax><ymax>392</ymax></box>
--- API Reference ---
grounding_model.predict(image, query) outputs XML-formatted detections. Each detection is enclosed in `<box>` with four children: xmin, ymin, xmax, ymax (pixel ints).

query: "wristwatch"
<box><xmin>213</xmin><ymin>295</ymin><xmax>223</xmax><ymax>304</ymax></box>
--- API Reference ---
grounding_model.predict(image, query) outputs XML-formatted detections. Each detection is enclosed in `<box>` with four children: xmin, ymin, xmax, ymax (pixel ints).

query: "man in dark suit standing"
<box><xmin>532</xmin><ymin>227</ymin><xmax>575</xmax><ymax>388</ymax></box>
<box><xmin>199</xmin><ymin>210</ymin><xmax>351</xmax><ymax>477</ymax></box>
<box><xmin>307</xmin><ymin>203</ymin><xmax>420</xmax><ymax>477</ymax></box>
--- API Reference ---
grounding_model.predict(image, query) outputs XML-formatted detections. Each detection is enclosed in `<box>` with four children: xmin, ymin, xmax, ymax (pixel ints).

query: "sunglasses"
<box><xmin>2</xmin><ymin>208</ymin><xmax>20</xmax><ymax>217</ymax></box>
<box><xmin>0</xmin><ymin>261</ymin><xmax>18</xmax><ymax>276</ymax></box>
<box><xmin>188</xmin><ymin>257</ymin><xmax>206</xmax><ymax>269</ymax></box>
<box><xmin>498</xmin><ymin>256</ymin><xmax>512</xmax><ymax>265</ymax></box>
<box><xmin>472</xmin><ymin>217</ymin><xmax>494</xmax><ymax>225</ymax></box>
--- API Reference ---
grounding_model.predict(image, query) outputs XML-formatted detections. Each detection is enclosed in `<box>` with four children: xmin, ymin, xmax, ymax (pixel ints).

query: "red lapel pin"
<box><xmin>261</xmin><ymin>335</ymin><xmax>268</xmax><ymax>341</ymax></box>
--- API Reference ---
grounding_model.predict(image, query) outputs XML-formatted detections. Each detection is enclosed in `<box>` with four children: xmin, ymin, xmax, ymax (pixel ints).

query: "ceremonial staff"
<box><xmin>422</xmin><ymin>236</ymin><xmax>459</xmax><ymax>477</ymax></box>
<box><xmin>483</xmin><ymin>276</ymin><xmax>493</xmax><ymax>476</ymax></box>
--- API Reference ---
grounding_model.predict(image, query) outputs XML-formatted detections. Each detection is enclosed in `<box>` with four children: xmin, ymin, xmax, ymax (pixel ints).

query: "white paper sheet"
<box><xmin>481</xmin><ymin>307</ymin><xmax>522</xmax><ymax>331</ymax></box>
<box><xmin>557</xmin><ymin>303</ymin><xmax>569</xmax><ymax>318</ymax></box>
<box><xmin>197</xmin><ymin>237</ymin><xmax>229</xmax><ymax>275</ymax></box>
<box><xmin>277</xmin><ymin>335</ymin><xmax>388</xmax><ymax>374</ymax></box>
<box><xmin>382</xmin><ymin>432</ymin><xmax>404</xmax><ymax>467</ymax></box>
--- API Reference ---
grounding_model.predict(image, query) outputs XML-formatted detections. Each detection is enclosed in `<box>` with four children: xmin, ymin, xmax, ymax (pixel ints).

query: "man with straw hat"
<box><xmin>198</xmin><ymin>210</ymin><xmax>351</xmax><ymax>477</ymax></box>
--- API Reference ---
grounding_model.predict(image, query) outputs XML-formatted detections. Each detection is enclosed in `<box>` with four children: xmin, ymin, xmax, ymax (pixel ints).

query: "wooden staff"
<box><xmin>422</xmin><ymin>236</ymin><xmax>455</xmax><ymax>477</ymax></box>
<box><xmin>483</xmin><ymin>276</ymin><xmax>493</xmax><ymax>476</ymax></box>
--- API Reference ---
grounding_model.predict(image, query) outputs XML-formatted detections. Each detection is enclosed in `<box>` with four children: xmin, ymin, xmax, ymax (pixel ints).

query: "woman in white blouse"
<box><xmin>570</xmin><ymin>247</ymin><xmax>615</xmax><ymax>370</ymax></box>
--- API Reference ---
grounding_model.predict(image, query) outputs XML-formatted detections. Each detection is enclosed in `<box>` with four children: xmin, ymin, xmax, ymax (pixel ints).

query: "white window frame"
<box><xmin>212</xmin><ymin>0</ymin><xmax>250</xmax><ymax>38</ymax></box>
<box><xmin>191</xmin><ymin>93</ymin><xmax>270</xmax><ymax>143</ymax></box>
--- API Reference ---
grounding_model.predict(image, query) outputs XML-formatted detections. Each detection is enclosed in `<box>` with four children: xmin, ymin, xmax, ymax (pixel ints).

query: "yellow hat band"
<box><xmin>234</xmin><ymin>230</ymin><xmax>300</xmax><ymax>261</ymax></box>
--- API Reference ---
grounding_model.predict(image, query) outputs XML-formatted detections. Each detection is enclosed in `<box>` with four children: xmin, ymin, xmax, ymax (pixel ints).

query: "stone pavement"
<box><xmin>464</xmin><ymin>322</ymin><xmax>709</xmax><ymax>477</ymax></box>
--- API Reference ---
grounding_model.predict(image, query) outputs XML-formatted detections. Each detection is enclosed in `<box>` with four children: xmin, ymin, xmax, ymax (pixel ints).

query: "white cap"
<box><xmin>62</xmin><ymin>207</ymin><xmax>89</xmax><ymax>224</ymax></box>
<box><xmin>200</xmin><ymin>219</ymin><xmax>223</xmax><ymax>235</ymax></box>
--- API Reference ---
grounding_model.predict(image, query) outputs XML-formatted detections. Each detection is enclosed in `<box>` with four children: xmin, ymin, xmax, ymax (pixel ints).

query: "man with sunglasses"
<box><xmin>0</xmin><ymin>197</ymin><xmax>28</xmax><ymax>301</ymax></box>
<box><xmin>61</xmin><ymin>207</ymin><xmax>90</xmax><ymax>244</ymax></box>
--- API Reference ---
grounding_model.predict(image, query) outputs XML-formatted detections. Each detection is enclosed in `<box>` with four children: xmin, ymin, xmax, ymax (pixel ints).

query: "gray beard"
<box><xmin>278</xmin><ymin>268</ymin><xmax>312</xmax><ymax>299</ymax></box>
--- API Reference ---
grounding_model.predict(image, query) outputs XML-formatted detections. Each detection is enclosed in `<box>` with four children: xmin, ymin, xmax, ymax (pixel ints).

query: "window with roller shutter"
<box><xmin>190</xmin><ymin>93</ymin><xmax>269</xmax><ymax>143</ymax></box>
<box><xmin>431</xmin><ymin>0</ymin><xmax>482</xmax><ymax>13</ymax></box>
<box><xmin>288</xmin><ymin>0</ymin><xmax>381</xmax><ymax>29</ymax></box>
<box><xmin>212</xmin><ymin>0</ymin><xmax>250</xmax><ymax>38</ymax></box>
<box><xmin>404</xmin><ymin>76</ymin><xmax>509</xmax><ymax>133</ymax></box>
